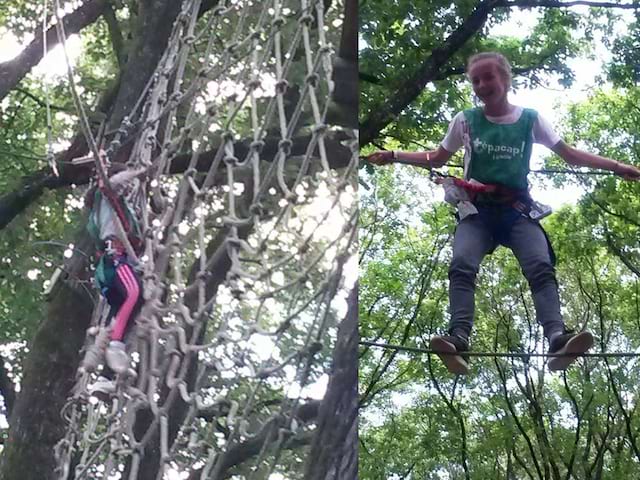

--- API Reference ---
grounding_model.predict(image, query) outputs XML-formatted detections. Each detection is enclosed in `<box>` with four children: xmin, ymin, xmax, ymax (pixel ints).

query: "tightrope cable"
<box><xmin>361</xmin><ymin>340</ymin><xmax>640</xmax><ymax>358</ymax></box>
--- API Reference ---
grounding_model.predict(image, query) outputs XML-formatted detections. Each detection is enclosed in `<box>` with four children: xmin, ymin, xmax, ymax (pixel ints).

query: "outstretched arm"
<box><xmin>551</xmin><ymin>141</ymin><xmax>640</xmax><ymax>180</ymax></box>
<box><xmin>109</xmin><ymin>168</ymin><xmax>147</xmax><ymax>190</ymax></box>
<box><xmin>366</xmin><ymin>145</ymin><xmax>454</xmax><ymax>169</ymax></box>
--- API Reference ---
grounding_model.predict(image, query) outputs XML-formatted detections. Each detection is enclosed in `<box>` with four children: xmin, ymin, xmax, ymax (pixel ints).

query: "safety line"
<box><xmin>42</xmin><ymin>0</ymin><xmax>58</xmax><ymax>177</ymax></box>
<box><xmin>361</xmin><ymin>156</ymin><xmax>619</xmax><ymax>176</ymax></box>
<box><xmin>360</xmin><ymin>340</ymin><xmax>640</xmax><ymax>358</ymax></box>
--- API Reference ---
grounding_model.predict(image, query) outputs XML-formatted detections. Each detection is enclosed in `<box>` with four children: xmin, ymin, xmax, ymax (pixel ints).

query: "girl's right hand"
<box><xmin>366</xmin><ymin>151</ymin><xmax>394</xmax><ymax>165</ymax></box>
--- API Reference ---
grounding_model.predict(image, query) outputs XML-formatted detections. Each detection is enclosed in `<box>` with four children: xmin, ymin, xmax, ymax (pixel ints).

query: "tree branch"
<box><xmin>605</xmin><ymin>233</ymin><xmax>640</xmax><ymax>278</ymax></box>
<box><xmin>589</xmin><ymin>193</ymin><xmax>640</xmax><ymax>228</ymax></box>
<box><xmin>103</xmin><ymin>2</ymin><xmax>127</xmax><ymax>70</ymax></box>
<box><xmin>14</xmin><ymin>88</ymin><xmax>69</xmax><ymax>112</ymax></box>
<box><xmin>504</xmin><ymin>0</ymin><xmax>640</xmax><ymax>8</ymax></box>
<box><xmin>0</xmin><ymin>131</ymin><xmax>352</xmax><ymax>231</ymax></box>
<box><xmin>185</xmin><ymin>405</ymin><xmax>319</xmax><ymax>480</ymax></box>
<box><xmin>494</xmin><ymin>357</ymin><xmax>544</xmax><ymax>480</ymax></box>
<box><xmin>0</xmin><ymin>0</ymin><xmax>108</xmax><ymax>102</ymax></box>
<box><xmin>360</xmin><ymin>0</ymin><xmax>502</xmax><ymax>146</ymax></box>
<box><xmin>219</xmin><ymin>423</ymin><xmax>315</xmax><ymax>477</ymax></box>
<box><xmin>326</xmin><ymin>0</ymin><xmax>358</xmax><ymax>128</ymax></box>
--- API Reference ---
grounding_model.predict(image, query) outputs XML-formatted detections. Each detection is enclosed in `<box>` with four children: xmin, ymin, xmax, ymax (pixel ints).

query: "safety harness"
<box><xmin>87</xmin><ymin>187</ymin><xmax>143</xmax><ymax>255</ymax></box>
<box><xmin>430</xmin><ymin>169</ymin><xmax>552</xmax><ymax>221</ymax></box>
<box><xmin>87</xmin><ymin>178</ymin><xmax>143</xmax><ymax>291</ymax></box>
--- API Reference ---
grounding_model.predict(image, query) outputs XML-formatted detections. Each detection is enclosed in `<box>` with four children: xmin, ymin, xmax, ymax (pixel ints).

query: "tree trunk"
<box><xmin>304</xmin><ymin>284</ymin><xmax>358</xmax><ymax>480</ymax></box>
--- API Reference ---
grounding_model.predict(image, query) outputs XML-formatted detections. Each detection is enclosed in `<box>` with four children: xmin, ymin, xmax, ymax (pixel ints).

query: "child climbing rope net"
<box><xmin>82</xmin><ymin>156</ymin><xmax>147</xmax><ymax>392</ymax></box>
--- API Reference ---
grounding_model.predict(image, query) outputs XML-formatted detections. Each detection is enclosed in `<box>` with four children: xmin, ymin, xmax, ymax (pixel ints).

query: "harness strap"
<box><xmin>96</xmin><ymin>237</ymin><xmax>126</xmax><ymax>258</ymax></box>
<box><xmin>439</xmin><ymin>174</ymin><xmax>528</xmax><ymax>202</ymax></box>
<box><xmin>99</xmin><ymin>184</ymin><xmax>131</xmax><ymax>233</ymax></box>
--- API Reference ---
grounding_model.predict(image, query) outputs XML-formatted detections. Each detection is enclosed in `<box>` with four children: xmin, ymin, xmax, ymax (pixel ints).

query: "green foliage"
<box><xmin>608</xmin><ymin>13</ymin><xmax>640</xmax><ymax>87</ymax></box>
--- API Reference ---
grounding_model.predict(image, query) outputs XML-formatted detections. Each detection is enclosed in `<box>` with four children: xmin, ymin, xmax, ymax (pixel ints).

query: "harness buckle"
<box><xmin>528</xmin><ymin>200</ymin><xmax>553</xmax><ymax>220</ymax></box>
<box><xmin>103</xmin><ymin>237</ymin><xmax>126</xmax><ymax>256</ymax></box>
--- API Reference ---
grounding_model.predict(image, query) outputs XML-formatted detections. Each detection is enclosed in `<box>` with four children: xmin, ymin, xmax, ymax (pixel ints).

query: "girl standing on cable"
<box><xmin>367</xmin><ymin>51</ymin><xmax>640</xmax><ymax>375</ymax></box>
<box><xmin>85</xmin><ymin>160</ymin><xmax>145</xmax><ymax>381</ymax></box>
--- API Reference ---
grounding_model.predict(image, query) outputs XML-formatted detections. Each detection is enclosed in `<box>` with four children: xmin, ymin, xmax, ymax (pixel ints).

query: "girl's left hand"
<box><xmin>365</xmin><ymin>151</ymin><xmax>394</xmax><ymax>166</ymax></box>
<box><xmin>616</xmin><ymin>163</ymin><xmax>640</xmax><ymax>181</ymax></box>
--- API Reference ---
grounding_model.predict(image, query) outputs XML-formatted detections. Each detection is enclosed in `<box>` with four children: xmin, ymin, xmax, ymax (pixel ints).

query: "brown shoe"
<box><xmin>430</xmin><ymin>335</ymin><xmax>470</xmax><ymax>375</ymax></box>
<box><xmin>548</xmin><ymin>331</ymin><xmax>594</xmax><ymax>371</ymax></box>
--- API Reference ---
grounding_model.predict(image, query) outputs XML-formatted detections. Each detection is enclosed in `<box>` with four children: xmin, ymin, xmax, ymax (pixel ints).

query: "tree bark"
<box><xmin>326</xmin><ymin>0</ymin><xmax>357</xmax><ymax>128</ymax></box>
<box><xmin>304</xmin><ymin>284</ymin><xmax>358</xmax><ymax>480</ymax></box>
<box><xmin>106</xmin><ymin>0</ymin><xmax>183</xmax><ymax>132</ymax></box>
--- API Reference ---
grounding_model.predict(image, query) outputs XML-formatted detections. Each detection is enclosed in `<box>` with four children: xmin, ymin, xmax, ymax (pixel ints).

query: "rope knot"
<box><xmin>249</xmin><ymin>140</ymin><xmax>265</xmax><ymax>153</ymax></box>
<box><xmin>247</xmin><ymin>78</ymin><xmax>262</xmax><ymax>90</ymax></box>
<box><xmin>275</xmin><ymin>80</ymin><xmax>289</xmax><ymax>94</ymax></box>
<box><xmin>249</xmin><ymin>202</ymin><xmax>265</xmax><ymax>215</ymax></box>
<box><xmin>307</xmin><ymin>341</ymin><xmax>323</xmax><ymax>356</ymax></box>
<box><xmin>285</xmin><ymin>191</ymin><xmax>297</xmax><ymax>203</ymax></box>
<box><xmin>278</xmin><ymin>138</ymin><xmax>293</xmax><ymax>155</ymax></box>
<box><xmin>305</xmin><ymin>73</ymin><xmax>319</xmax><ymax>87</ymax></box>
<box><xmin>312</xmin><ymin>123</ymin><xmax>328</xmax><ymax>135</ymax></box>
<box><xmin>299</xmin><ymin>14</ymin><xmax>314</xmax><ymax>25</ymax></box>
<box><xmin>224</xmin><ymin>155</ymin><xmax>239</xmax><ymax>166</ymax></box>
<box><xmin>196</xmin><ymin>271</ymin><xmax>209</xmax><ymax>281</ymax></box>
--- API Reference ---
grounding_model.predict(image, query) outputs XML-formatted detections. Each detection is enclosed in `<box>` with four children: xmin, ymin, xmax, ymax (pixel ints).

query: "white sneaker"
<box><xmin>88</xmin><ymin>376</ymin><xmax>116</xmax><ymax>396</ymax></box>
<box><xmin>106</xmin><ymin>341</ymin><xmax>129</xmax><ymax>374</ymax></box>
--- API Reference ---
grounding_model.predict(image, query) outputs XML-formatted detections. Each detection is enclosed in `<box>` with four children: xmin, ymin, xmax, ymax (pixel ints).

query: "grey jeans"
<box><xmin>448</xmin><ymin>209</ymin><xmax>564</xmax><ymax>340</ymax></box>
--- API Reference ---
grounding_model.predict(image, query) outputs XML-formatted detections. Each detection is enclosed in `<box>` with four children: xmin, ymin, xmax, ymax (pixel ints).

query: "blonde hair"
<box><xmin>466</xmin><ymin>52</ymin><xmax>512</xmax><ymax>86</ymax></box>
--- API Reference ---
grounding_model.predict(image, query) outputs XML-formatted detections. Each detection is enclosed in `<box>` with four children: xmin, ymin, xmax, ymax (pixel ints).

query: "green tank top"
<box><xmin>464</xmin><ymin>107</ymin><xmax>537</xmax><ymax>190</ymax></box>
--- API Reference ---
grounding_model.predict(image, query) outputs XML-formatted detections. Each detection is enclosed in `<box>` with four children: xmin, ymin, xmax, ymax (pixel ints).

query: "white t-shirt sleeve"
<box><xmin>532</xmin><ymin>113</ymin><xmax>561</xmax><ymax>148</ymax></box>
<box><xmin>441</xmin><ymin>112</ymin><xmax>465</xmax><ymax>153</ymax></box>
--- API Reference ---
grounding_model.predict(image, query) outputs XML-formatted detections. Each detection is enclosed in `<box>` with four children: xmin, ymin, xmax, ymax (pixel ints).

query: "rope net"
<box><xmin>54</xmin><ymin>1</ymin><xmax>357</xmax><ymax>478</ymax></box>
